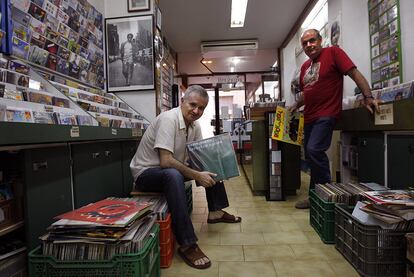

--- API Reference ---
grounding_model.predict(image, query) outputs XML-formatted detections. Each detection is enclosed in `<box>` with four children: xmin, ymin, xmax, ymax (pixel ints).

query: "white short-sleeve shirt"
<box><xmin>130</xmin><ymin>107</ymin><xmax>203</xmax><ymax>181</ymax></box>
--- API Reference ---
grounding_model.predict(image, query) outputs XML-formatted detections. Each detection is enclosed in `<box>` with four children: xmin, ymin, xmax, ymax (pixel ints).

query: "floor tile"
<box><xmin>219</xmin><ymin>261</ymin><xmax>277</xmax><ymax>277</ymax></box>
<box><xmin>220</xmin><ymin>232</ymin><xmax>266</xmax><ymax>245</ymax></box>
<box><xmin>273</xmin><ymin>260</ymin><xmax>337</xmax><ymax>277</ymax></box>
<box><xmin>244</xmin><ymin>245</ymin><xmax>295</xmax><ymax>261</ymax></box>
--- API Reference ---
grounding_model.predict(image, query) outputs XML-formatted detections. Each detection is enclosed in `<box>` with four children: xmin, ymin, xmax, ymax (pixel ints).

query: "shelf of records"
<box><xmin>49</xmin><ymin>80</ymin><xmax>149</xmax><ymax>129</ymax></box>
<box><xmin>344</xmin><ymin>80</ymin><xmax>414</xmax><ymax>110</ymax></box>
<box><xmin>0</xmin><ymin>58</ymin><xmax>98</xmax><ymax>126</ymax></box>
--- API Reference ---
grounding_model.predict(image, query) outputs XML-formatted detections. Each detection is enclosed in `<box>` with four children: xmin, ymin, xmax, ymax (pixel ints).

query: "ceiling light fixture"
<box><xmin>231</xmin><ymin>0</ymin><xmax>248</xmax><ymax>28</ymax></box>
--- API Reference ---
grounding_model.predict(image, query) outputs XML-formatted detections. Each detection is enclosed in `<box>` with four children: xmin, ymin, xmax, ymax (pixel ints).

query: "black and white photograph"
<box><xmin>105</xmin><ymin>15</ymin><xmax>154</xmax><ymax>91</ymax></box>
<box><xmin>127</xmin><ymin>0</ymin><xmax>150</xmax><ymax>12</ymax></box>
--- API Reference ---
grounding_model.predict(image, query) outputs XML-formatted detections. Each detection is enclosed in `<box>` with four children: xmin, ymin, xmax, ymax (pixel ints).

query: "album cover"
<box><xmin>52</xmin><ymin>96</ymin><xmax>70</xmax><ymax>108</ymax></box>
<box><xmin>42</xmin><ymin>1</ymin><xmax>58</xmax><ymax>17</ymax></box>
<box><xmin>45</xmin><ymin>53</ymin><xmax>57</xmax><ymax>71</ymax></box>
<box><xmin>271</xmin><ymin>106</ymin><xmax>304</xmax><ymax>146</ymax></box>
<box><xmin>110</xmin><ymin>119</ymin><xmax>122</xmax><ymax>128</ymax></box>
<box><xmin>57</xmin><ymin>47</ymin><xmax>70</xmax><ymax>60</ymax></box>
<box><xmin>30</xmin><ymin>32</ymin><xmax>46</xmax><ymax>48</ymax></box>
<box><xmin>67</xmin><ymin>38</ymin><xmax>77</xmax><ymax>52</ymax></box>
<box><xmin>0</xmin><ymin>71</ymin><xmax>6</xmax><ymax>83</ymax></box>
<box><xmin>96</xmin><ymin>116</ymin><xmax>110</xmax><ymax>127</ymax></box>
<box><xmin>12</xmin><ymin>36</ymin><xmax>30</xmax><ymax>59</ymax></box>
<box><xmin>77</xmin><ymin>2</ymin><xmax>89</xmax><ymax>18</ymax></box>
<box><xmin>12</xmin><ymin>6</ymin><xmax>31</xmax><ymax>27</ymax></box>
<box><xmin>44</xmin><ymin>39</ymin><xmax>59</xmax><ymax>54</ymax></box>
<box><xmin>45</xmin><ymin>27</ymin><xmax>59</xmax><ymax>42</ymax></box>
<box><xmin>68</xmin><ymin>63</ymin><xmax>80</xmax><ymax>79</ymax></box>
<box><xmin>78</xmin><ymin>26</ymin><xmax>89</xmax><ymax>38</ymax></box>
<box><xmin>9</xmin><ymin>60</ymin><xmax>30</xmax><ymax>75</ymax></box>
<box><xmin>12</xmin><ymin>21</ymin><xmax>31</xmax><ymax>43</ymax></box>
<box><xmin>33</xmin><ymin>111</ymin><xmax>54</xmax><ymax>124</ymax></box>
<box><xmin>32</xmin><ymin>0</ymin><xmax>45</xmax><ymax>7</ymax></box>
<box><xmin>76</xmin><ymin>114</ymin><xmax>93</xmax><ymax>126</ymax></box>
<box><xmin>17</xmin><ymin>75</ymin><xmax>29</xmax><ymax>87</ymax></box>
<box><xmin>28</xmin><ymin>2</ymin><xmax>46</xmax><ymax>22</ymax></box>
<box><xmin>54</xmin><ymin>112</ymin><xmax>76</xmax><ymax>125</ymax></box>
<box><xmin>29</xmin><ymin>18</ymin><xmax>46</xmax><ymax>35</ymax></box>
<box><xmin>56</xmin><ymin>57</ymin><xmax>70</xmax><ymax>74</ymax></box>
<box><xmin>6</xmin><ymin>71</ymin><xmax>17</xmax><ymax>85</ymax></box>
<box><xmin>6</xmin><ymin>107</ymin><xmax>33</xmax><ymax>123</ymax></box>
<box><xmin>27</xmin><ymin>91</ymin><xmax>53</xmax><ymax>105</ymax></box>
<box><xmin>10</xmin><ymin>0</ymin><xmax>31</xmax><ymax>12</ymax></box>
<box><xmin>67</xmin><ymin>6</ymin><xmax>80</xmax><ymax>32</ymax></box>
<box><xmin>28</xmin><ymin>45</ymin><xmax>49</xmax><ymax>66</ymax></box>
<box><xmin>44</xmin><ymin>14</ymin><xmax>59</xmax><ymax>31</ymax></box>
<box><xmin>56</xmin><ymin>9</ymin><xmax>69</xmax><ymax>25</ymax></box>
<box><xmin>3</xmin><ymin>88</ymin><xmax>23</xmax><ymax>101</ymax></box>
<box><xmin>56</xmin><ymin>35</ymin><xmax>69</xmax><ymax>48</ymax></box>
<box><xmin>58</xmin><ymin>22</ymin><xmax>70</xmax><ymax>38</ymax></box>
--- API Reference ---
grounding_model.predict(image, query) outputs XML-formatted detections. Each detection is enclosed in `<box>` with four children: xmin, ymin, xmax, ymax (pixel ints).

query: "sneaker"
<box><xmin>295</xmin><ymin>198</ymin><xmax>310</xmax><ymax>209</ymax></box>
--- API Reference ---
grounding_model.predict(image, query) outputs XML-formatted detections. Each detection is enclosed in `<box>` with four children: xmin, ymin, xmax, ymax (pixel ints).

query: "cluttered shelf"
<box><xmin>0</xmin><ymin>220</ymin><xmax>24</xmax><ymax>237</ymax></box>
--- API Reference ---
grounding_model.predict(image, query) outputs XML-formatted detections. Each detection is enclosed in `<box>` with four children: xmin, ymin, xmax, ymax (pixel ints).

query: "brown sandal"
<box><xmin>178</xmin><ymin>244</ymin><xmax>211</xmax><ymax>269</ymax></box>
<box><xmin>207</xmin><ymin>211</ymin><xmax>242</xmax><ymax>224</ymax></box>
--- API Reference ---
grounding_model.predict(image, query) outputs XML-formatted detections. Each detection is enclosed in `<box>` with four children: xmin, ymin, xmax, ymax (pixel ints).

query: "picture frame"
<box><xmin>155</xmin><ymin>5</ymin><xmax>162</xmax><ymax>31</ymax></box>
<box><xmin>127</xmin><ymin>0</ymin><xmax>150</xmax><ymax>12</ymax></box>
<box><xmin>105</xmin><ymin>15</ymin><xmax>154</xmax><ymax>92</ymax></box>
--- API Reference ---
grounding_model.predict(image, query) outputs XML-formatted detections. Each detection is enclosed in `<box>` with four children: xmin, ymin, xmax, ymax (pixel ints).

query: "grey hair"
<box><xmin>183</xmin><ymin>85</ymin><xmax>209</xmax><ymax>99</ymax></box>
<box><xmin>301</xmin><ymin>28</ymin><xmax>322</xmax><ymax>39</ymax></box>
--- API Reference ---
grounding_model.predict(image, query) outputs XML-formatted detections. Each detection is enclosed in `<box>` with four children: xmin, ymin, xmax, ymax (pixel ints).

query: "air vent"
<box><xmin>200</xmin><ymin>39</ymin><xmax>258</xmax><ymax>53</ymax></box>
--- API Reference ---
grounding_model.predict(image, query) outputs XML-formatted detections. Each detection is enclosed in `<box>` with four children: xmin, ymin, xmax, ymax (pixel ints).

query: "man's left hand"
<box><xmin>364</xmin><ymin>97</ymin><xmax>380</xmax><ymax>114</ymax></box>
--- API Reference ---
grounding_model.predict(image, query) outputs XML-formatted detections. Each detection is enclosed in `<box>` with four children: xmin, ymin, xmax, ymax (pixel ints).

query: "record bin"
<box><xmin>158</xmin><ymin>213</ymin><xmax>174</xmax><ymax>268</ymax></box>
<box><xmin>335</xmin><ymin>204</ymin><xmax>407</xmax><ymax>277</ymax></box>
<box><xmin>309</xmin><ymin>189</ymin><xmax>335</xmax><ymax>244</ymax></box>
<box><xmin>185</xmin><ymin>180</ymin><xmax>193</xmax><ymax>215</ymax></box>
<box><xmin>28</xmin><ymin>224</ymin><xmax>160</xmax><ymax>277</ymax></box>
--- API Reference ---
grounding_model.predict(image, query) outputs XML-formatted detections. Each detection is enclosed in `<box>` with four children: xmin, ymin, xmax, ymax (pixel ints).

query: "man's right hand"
<box><xmin>196</xmin><ymin>171</ymin><xmax>217</xmax><ymax>188</ymax></box>
<box><xmin>287</xmin><ymin>103</ymin><xmax>297</xmax><ymax>113</ymax></box>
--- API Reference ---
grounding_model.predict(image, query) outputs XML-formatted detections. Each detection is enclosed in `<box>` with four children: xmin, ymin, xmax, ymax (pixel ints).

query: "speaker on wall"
<box><xmin>172</xmin><ymin>84</ymin><xmax>179</xmax><ymax>108</ymax></box>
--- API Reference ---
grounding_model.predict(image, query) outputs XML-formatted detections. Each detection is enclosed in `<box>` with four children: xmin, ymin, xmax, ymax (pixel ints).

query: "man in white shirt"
<box><xmin>130</xmin><ymin>85</ymin><xmax>241</xmax><ymax>269</ymax></box>
<box><xmin>120</xmin><ymin>33</ymin><xmax>135</xmax><ymax>86</ymax></box>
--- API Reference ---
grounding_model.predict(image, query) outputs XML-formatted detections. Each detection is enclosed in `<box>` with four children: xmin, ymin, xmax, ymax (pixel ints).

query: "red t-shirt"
<box><xmin>300</xmin><ymin>46</ymin><xmax>355</xmax><ymax>123</ymax></box>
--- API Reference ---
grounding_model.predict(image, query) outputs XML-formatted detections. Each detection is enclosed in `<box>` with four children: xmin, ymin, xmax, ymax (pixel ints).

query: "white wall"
<box><xmin>400</xmin><ymin>0</ymin><xmax>414</xmax><ymax>81</ymax></box>
<box><xmin>103</xmin><ymin>0</ymin><xmax>157</xmax><ymax>121</ymax></box>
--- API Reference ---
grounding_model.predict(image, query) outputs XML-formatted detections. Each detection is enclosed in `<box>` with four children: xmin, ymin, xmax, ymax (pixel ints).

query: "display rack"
<box><xmin>0</xmin><ymin>56</ymin><xmax>97</xmax><ymax>126</ymax></box>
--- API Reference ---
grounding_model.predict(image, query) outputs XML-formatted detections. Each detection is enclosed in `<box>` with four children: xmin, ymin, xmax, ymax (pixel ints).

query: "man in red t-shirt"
<box><xmin>289</xmin><ymin>29</ymin><xmax>379</xmax><ymax>209</ymax></box>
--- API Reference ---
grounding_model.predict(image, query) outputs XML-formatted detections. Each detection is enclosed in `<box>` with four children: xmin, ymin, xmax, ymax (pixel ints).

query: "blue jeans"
<box><xmin>304</xmin><ymin>117</ymin><xmax>336</xmax><ymax>190</ymax></box>
<box><xmin>135</xmin><ymin>167</ymin><xmax>229</xmax><ymax>246</ymax></box>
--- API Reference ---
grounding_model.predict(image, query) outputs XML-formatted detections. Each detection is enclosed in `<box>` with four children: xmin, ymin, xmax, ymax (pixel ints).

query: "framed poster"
<box><xmin>127</xmin><ymin>0</ymin><xmax>150</xmax><ymax>12</ymax></box>
<box><xmin>368</xmin><ymin>0</ymin><xmax>402</xmax><ymax>89</ymax></box>
<box><xmin>105</xmin><ymin>15</ymin><xmax>154</xmax><ymax>91</ymax></box>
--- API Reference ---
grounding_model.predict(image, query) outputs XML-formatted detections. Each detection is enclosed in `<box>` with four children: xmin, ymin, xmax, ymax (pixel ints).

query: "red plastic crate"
<box><xmin>158</xmin><ymin>213</ymin><xmax>174</xmax><ymax>268</ymax></box>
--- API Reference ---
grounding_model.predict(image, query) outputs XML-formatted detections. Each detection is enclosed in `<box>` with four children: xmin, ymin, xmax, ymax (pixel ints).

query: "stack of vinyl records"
<box><xmin>355</xmin><ymin>190</ymin><xmax>414</xmax><ymax>230</ymax></box>
<box><xmin>115</xmin><ymin>196</ymin><xmax>168</xmax><ymax>220</ymax></box>
<box><xmin>315</xmin><ymin>182</ymin><xmax>388</xmax><ymax>205</ymax></box>
<box><xmin>39</xmin><ymin>198</ymin><xmax>156</xmax><ymax>260</ymax></box>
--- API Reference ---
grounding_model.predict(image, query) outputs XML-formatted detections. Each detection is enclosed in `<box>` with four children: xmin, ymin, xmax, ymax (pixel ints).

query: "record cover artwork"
<box><xmin>45</xmin><ymin>53</ymin><xmax>58</xmax><ymax>71</ymax></box>
<box><xmin>30</xmin><ymin>32</ymin><xmax>46</xmax><ymax>48</ymax></box>
<box><xmin>57</xmin><ymin>57</ymin><xmax>70</xmax><ymax>74</ymax></box>
<box><xmin>29</xmin><ymin>46</ymin><xmax>49</xmax><ymax>66</ymax></box>
<box><xmin>12</xmin><ymin>6</ymin><xmax>32</xmax><ymax>27</ymax></box>
<box><xmin>271</xmin><ymin>106</ymin><xmax>304</xmax><ymax>146</ymax></box>
<box><xmin>44</xmin><ymin>40</ymin><xmax>59</xmax><ymax>54</ymax></box>
<box><xmin>12</xmin><ymin>21</ymin><xmax>31</xmax><ymax>43</ymax></box>
<box><xmin>9</xmin><ymin>60</ymin><xmax>30</xmax><ymax>75</ymax></box>
<box><xmin>28</xmin><ymin>91</ymin><xmax>53</xmax><ymax>105</ymax></box>
<box><xmin>12</xmin><ymin>37</ymin><xmax>30</xmax><ymax>60</ymax></box>
<box><xmin>28</xmin><ymin>2</ymin><xmax>46</xmax><ymax>22</ymax></box>
<box><xmin>33</xmin><ymin>111</ymin><xmax>54</xmax><ymax>124</ymax></box>
<box><xmin>45</xmin><ymin>27</ymin><xmax>59</xmax><ymax>42</ymax></box>
<box><xmin>52</xmin><ymin>96</ymin><xmax>69</xmax><ymax>108</ymax></box>
<box><xmin>6</xmin><ymin>108</ymin><xmax>33</xmax><ymax>123</ymax></box>
<box><xmin>55</xmin><ymin>199</ymin><xmax>149</xmax><ymax>225</ymax></box>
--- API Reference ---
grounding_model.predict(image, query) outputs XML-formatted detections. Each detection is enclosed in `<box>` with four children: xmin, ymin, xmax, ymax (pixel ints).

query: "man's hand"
<box><xmin>195</xmin><ymin>171</ymin><xmax>217</xmax><ymax>188</ymax></box>
<box><xmin>287</xmin><ymin>103</ymin><xmax>297</xmax><ymax>113</ymax></box>
<box><xmin>363</xmin><ymin>97</ymin><xmax>380</xmax><ymax>114</ymax></box>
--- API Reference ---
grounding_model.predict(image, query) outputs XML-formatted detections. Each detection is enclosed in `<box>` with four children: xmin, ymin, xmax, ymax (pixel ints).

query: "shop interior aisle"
<box><xmin>161</xmin><ymin>171</ymin><xmax>359</xmax><ymax>277</ymax></box>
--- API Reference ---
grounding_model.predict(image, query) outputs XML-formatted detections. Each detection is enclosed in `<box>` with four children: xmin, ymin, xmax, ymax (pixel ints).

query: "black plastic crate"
<box><xmin>335</xmin><ymin>204</ymin><xmax>407</xmax><ymax>277</ymax></box>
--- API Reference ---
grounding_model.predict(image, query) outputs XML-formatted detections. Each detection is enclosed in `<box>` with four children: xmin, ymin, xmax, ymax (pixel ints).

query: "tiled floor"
<box><xmin>161</xmin><ymin>171</ymin><xmax>359</xmax><ymax>277</ymax></box>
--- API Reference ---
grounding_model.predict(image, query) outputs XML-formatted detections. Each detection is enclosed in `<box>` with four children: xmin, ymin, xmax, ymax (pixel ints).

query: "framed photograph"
<box><xmin>155</xmin><ymin>6</ymin><xmax>162</xmax><ymax>31</ymax></box>
<box><xmin>105</xmin><ymin>15</ymin><xmax>154</xmax><ymax>92</ymax></box>
<box><xmin>127</xmin><ymin>0</ymin><xmax>150</xmax><ymax>12</ymax></box>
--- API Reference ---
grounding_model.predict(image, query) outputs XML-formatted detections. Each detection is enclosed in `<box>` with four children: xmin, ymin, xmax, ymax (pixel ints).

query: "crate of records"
<box><xmin>335</xmin><ymin>189</ymin><xmax>414</xmax><ymax>277</ymax></box>
<box><xmin>0</xmin><ymin>57</ymin><xmax>96</xmax><ymax>125</ymax></box>
<box><xmin>310</xmin><ymin>182</ymin><xmax>388</xmax><ymax>244</ymax></box>
<box><xmin>29</xmin><ymin>197</ymin><xmax>160</xmax><ymax>277</ymax></box>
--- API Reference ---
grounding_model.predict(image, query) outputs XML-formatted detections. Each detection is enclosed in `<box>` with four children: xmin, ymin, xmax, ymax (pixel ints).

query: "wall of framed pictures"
<box><xmin>368</xmin><ymin>0</ymin><xmax>402</xmax><ymax>89</ymax></box>
<box><xmin>8</xmin><ymin>0</ymin><xmax>105</xmax><ymax>89</ymax></box>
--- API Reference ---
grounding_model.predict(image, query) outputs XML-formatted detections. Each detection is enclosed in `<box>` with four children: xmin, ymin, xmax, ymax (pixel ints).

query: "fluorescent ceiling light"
<box><xmin>231</xmin><ymin>0</ymin><xmax>248</xmax><ymax>28</ymax></box>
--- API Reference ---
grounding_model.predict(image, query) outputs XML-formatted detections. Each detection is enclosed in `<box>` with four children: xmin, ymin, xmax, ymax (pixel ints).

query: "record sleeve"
<box><xmin>271</xmin><ymin>106</ymin><xmax>304</xmax><ymax>146</ymax></box>
<box><xmin>30</xmin><ymin>32</ymin><xmax>46</xmax><ymax>48</ymax></box>
<box><xmin>76</xmin><ymin>114</ymin><xmax>93</xmax><ymax>126</ymax></box>
<box><xmin>11</xmin><ymin>36</ymin><xmax>30</xmax><ymax>59</ymax></box>
<box><xmin>29</xmin><ymin>18</ymin><xmax>46</xmax><ymax>35</ymax></box>
<box><xmin>12</xmin><ymin>20</ymin><xmax>31</xmax><ymax>43</ymax></box>
<box><xmin>29</xmin><ymin>45</ymin><xmax>49</xmax><ymax>66</ymax></box>
<box><xmin>11</xmin><ymin>6</ymin><xmax>31</xmax><ymax>27</ymax></box>
<box><xmin>44</xmin><ymin>14</ymin><xmax>59</xmax><ymax>31</ymax></box>
<box><xmin>17</xmin><ymin>74</ymin><xmax>29</xmax><ymax>87</ymax></box>
<box><xmin>33</xmin><ymin>111</ymin><xmax>54</xmax><ymax>124</ymax></box>
<box><xmin>28</xmin><ymin>2</ymin><xmax>46</xmax><ymax>22</ymax></box>
<box><xmin>27</xmin><ymin>91</ymin><xmax>53</xmax><ymax>105</ymax></box>
<box><xmin>56</xmin><ymin>57</ymin><xmax>70</xmax><ymax>74</ymax></box>
<box><xmin>54</xmin><ymin>112</ymin><xmax>77</xmax><ymax>125</ymax></box>
<box><xmin>6</xmin><ymin>107</ymin><xmax>33</xmax><ymax>123</ymax></box>
<box><xmin>45</xmin><ymin>53</ymin><xmax>57</xmax><ymax>71</ymax></box>
<box><xmin>9</xmin><ymin>60</ymin><xmax>30</xmax><ymax>75</ymax></box>
<box><xmin>6</xmin><ymin>71</ymin><xmax>17</xmax><ymax>85</ymax></box>
<box><xmin>45</xmin><ymin>28</ymin><xmax>59</xmax><ymax>42</ymax></box>
<box><xmin>186</xmin><ymin>133</ymin><xmax>240</xmax><ymax>182</ymax></box>
<box><xmin>52</xmin><ymin>96</ymin><xmax>69</xmax><ymax>108</ymax></box>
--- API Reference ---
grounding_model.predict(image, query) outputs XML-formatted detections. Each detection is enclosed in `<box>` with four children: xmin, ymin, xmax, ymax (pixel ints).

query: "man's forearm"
<box><xmin>160</xmin><ymin>156</ymin><xmax>199</xmax><ymax>180</ymax></box>
<box><xmin>348</xmin><ymin>68</ymin><xmax>372</xmax><ymax>98</ymax></box>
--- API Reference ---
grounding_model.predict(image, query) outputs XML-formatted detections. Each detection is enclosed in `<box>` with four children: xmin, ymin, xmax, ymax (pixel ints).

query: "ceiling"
<box><xmin>158</xmin><ymin>0</ymin><xmax>313</xmax><ymax>75</ymax></box>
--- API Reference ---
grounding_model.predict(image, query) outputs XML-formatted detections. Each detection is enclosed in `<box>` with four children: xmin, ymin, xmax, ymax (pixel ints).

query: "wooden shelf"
<box><xmin>0</xmin><ymin>221</ymin><xmax>24</xmax><ymax>237</ymax></box>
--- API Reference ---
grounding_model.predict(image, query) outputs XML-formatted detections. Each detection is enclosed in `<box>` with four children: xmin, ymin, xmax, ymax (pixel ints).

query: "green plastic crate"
<box><xmin>309</xmin><ymin>189</ymin><xmax>335</xmax><ymax>244</ymax></box>
<box><xmin>29</xmin><ymin>224</ymin><xmax>160</xmax><ymax>277</ymax></box>
<box><xmin>185</xmin><ymin>181</ymin><xmax>193</xmax><ymax>215</ymax></box>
